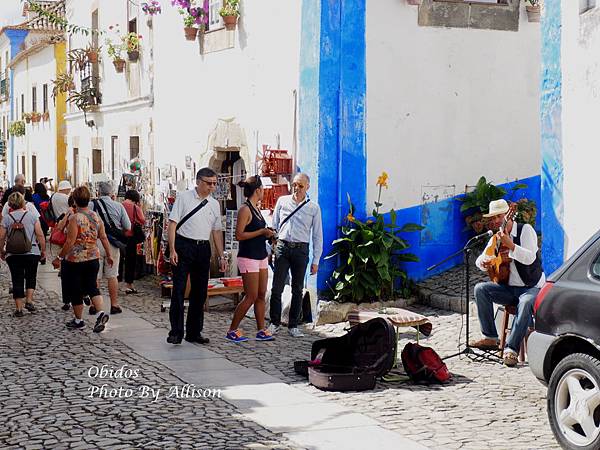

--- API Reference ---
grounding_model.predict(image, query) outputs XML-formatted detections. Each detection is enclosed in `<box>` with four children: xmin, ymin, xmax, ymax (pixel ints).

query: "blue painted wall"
<box><xmin>393</xmin><ymin>175</ymin><xmax>542</xmax><ymax>282</ymax></box>
<box><xmin>540</xmin><ymin>0</ymin><xmax>564</xmax><ymax>275</ymax></box>
<box><xmin>5</xmin><ymin>29</ymin><xmax>28</xmax><ymax>184</ymax></box>
<box><xmin>316</xmin><ymin>0</ymin><xmax>366</xmax><ymax>291</ymax></box>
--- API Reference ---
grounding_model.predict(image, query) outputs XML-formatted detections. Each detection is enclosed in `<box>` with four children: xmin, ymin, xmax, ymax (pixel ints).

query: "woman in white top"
<box><xmin>0</xmin><ymin>192</ymin><xmax>46</xmax><ymax>316</ymax></box>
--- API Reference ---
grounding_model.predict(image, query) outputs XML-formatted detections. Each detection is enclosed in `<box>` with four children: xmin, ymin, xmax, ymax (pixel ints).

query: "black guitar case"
<box><xmin>303</xmin><ymin>317</ymin><xmax>396</xmax><ymax>391</ymax></box>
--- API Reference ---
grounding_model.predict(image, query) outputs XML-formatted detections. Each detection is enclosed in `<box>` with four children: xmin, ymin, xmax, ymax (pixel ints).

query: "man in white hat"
<box><xmin>469</xmin><ymin>198</ymin><xmax>545</xmax><ymax>367</ymax></box>
<box><xmin>51</xmin><ymin>180</ymin><xmax>72</xmax><ymax>219</ymax></box>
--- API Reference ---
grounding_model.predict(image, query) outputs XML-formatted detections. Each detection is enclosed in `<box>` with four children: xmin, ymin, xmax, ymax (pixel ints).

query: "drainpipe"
<box><xmin>8</xmin><ymin>66</ymin><xmax>14</xmax><ymax>183</ymax></box>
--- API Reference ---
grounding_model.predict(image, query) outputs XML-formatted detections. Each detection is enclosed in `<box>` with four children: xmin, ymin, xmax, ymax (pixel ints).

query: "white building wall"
<box><xmin>152</xmin><ymin>1</ymin><xmax>302</xmax><ymax>180</ymax></box>
<box><xmin>365</xmin><ymin>1</ymin><xmax>541</xmax><ymax>210</ymax></box>
<box><xmin>12</xmin><ymin>44</ymin><xmax>58</xmax><ymax>185</ymax></box>
<box><xmin>561</xmin><ymin>4</ymin><xmax>600</xmax><ymax>256</ymax></box>
<box><xmin>64</xmin><ymin>0</ymin><xmax>152</xmax><ymax>186</ymax></box>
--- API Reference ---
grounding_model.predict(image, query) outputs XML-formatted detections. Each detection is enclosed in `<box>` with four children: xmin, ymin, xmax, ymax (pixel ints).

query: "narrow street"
<box><xmin>1</xmin><ymin>262</ymin><xmax>558</xmax><ymax>449</ymax></box>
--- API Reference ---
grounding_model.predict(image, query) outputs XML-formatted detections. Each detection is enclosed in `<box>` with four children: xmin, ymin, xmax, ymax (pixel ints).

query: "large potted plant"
<box><xmin>85</xmin><ymin>43</ymin><xmax>101</xmax><ymax>64</ymax></box>
<box><xmin>51</xmin><ymin>72</ymin><xmax>75</xmax><ymax>102</ymax></box>
<box><xmin>182</xmin><ymin>13</ymin><xmax>198</xmax><ymax>41</ymax></box>
<box><xmin>122</xmin><ymin>32</ymin><xmax>142</xmax><ymax>62</ymax></box>
<box><xmin>325</xmin><ymin>172</ymin><xmax>424</xmax><ymax>303</ymax></box>
<box><xmin>106</xmin><ymin>38</ymin><xmax>126</xmax><ymax>72</ymax></box>
<box><xmin>525</xmin><ymin>0</ymin><xmax>540</xmax><ymax>23</ymax></box>
<box><xmin>219</xmin><ymin>0</ymin><xmax>240</xmax><ymax>30</ymax></box>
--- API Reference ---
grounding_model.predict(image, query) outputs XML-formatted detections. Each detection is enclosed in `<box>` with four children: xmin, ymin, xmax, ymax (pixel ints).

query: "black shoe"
<box><xmin>184</xmin><ymin>335</ymin><xmax>210</xmax><ymax>344</ymax></box>
<box><xmin>14</xmin><ymin>310</ymin><xmax>24</xmax><ymax>318</ymax></box>
<box><xmin>93</xmin><ymin>312</ymin><xmax>109</xmax><ymax>333</ymax></box>
<box><xmin>61</xmin><ymin>303</ymin><xmax>71</xmax><ymax>311</ymax></box>
<box><xmin>89</xmin><ymin>305</ymin><xmax>97</xmax><ymax>315</ymax></box>
<box><xmin>167</xmin><ymin>334</ymin><xmax>182</xmax><ymax>345</ymax></box>
<box><xmin>110</xmin><ymin>306</ymin><xmax>123</xmax><ymax>314</ymax></box>
<box><xmin>24</xmin><ymin>302</ymin><xmax>36</xmax><ymax>312</ymax></box>
<box><xmin>83</xmin><ymin>296</ymin><xmax>91</xmax><ymax>306</ymax></box>
<box><xmin>66</xmin><ymin>319</ymin><xmax>85</xmax><ymax>329</ymax></box>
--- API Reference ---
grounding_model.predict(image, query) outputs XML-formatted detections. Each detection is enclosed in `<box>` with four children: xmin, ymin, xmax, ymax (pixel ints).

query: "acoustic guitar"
<box><xmin>485</xmin><ymin>203</ymin><xmax>517</xmax><ymax>284</ymax></box>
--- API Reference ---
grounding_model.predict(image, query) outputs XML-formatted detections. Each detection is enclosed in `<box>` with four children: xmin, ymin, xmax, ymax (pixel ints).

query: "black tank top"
<box><xmin>237</xmin><ymin>201</ymin><xmax>268</xmax><ymax>260</ymax></box>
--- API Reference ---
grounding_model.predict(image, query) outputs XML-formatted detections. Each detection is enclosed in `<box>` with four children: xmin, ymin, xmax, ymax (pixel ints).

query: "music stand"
<box><xmin>427</xmin><ymin>235</ymin><xmax>501</xmax><ymax>362</ymax></box>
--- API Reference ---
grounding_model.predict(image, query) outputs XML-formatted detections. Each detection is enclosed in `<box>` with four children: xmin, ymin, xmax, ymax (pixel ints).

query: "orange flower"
<box><xmin>376</xmin><ymin>172</ymin><xmax>389</xmax><ymax>189</ymax></box>
<box><xmin>346</xmin><ymin>213</ymin><xmax>355</xmax><ymax>222</ymax></box>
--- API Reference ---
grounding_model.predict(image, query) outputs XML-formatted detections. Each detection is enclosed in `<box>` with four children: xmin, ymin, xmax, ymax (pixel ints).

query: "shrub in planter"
<box><xmin>325</xmin><ymin>172</ymin><xmax>424</xmax><ymax>303</ymax></box>
<box><xmin>122</xmin><ymin>32</ymin><xmax>142</xmax><ymax>61</ymax></box>
<box><xmin>219</xmin><ymin>0</ymin><xmax>240</xmax><ymax>30</ymax></box>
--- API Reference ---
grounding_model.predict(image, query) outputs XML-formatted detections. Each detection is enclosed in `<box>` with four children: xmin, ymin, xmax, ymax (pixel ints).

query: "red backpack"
<box><xmin>401</xmin><ymin>342</ymin><xmax>451</xmax><ymax>384</ymax></box>
<box><xmin>39</xmin><ymin>195</ymin><xmax>58</xmax><ymax>227</ymax></box>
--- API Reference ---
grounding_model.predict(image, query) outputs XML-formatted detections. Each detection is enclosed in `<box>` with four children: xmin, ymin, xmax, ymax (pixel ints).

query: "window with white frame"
<box><xmin>209</xmin><ymin>0</ymin><xmax>223</xmax><ymax>31</ymax></box>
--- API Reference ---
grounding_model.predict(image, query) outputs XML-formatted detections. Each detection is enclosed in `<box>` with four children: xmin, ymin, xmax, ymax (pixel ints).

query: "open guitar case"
<box><xmin>294</xmin><ymin>317</ymin><xmax>396</xmax><ymax>391</ymax></box>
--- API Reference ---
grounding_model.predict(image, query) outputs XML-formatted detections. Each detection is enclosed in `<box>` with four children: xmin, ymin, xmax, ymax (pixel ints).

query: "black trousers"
<box><xmin>124</xmin><ymin>237</ymin><xmax>137</xmax><ymax>284</ymax></box>
<box><xmin>6</xmin><ymin>254</ymin><xmax>40</xmax><ymax>299</ymax></box>
<box><xmin>169</xmin><ymin>236</ymin><xmax>211</xmax><ymax>339</ymax></box>
<box><xmin>269</xmin><ymin>241</ymin><xmax>309</xmax><ymax>328</ymax></box>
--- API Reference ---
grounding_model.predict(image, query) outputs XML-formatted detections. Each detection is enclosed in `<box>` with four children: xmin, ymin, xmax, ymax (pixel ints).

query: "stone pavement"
<box><xmin>1</xmin><ymin>261</ymin><xmax>560</xmax><ymax>449</ymax></box>
<box><xmin>0</xmin><ymin>262</ymin><xmax>425</xmax><ymax>450</ymax></box>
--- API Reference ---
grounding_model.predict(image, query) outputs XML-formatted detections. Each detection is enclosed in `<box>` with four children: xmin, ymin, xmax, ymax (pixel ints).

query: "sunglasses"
<box><xmin>200</xmin><ymin>178</ymin><xmax>218</xmax><ymax>186</ymax></box>
<box><xmin>292</xmin><ymin>183</ymin><xmax>305</xmax><ymax>189</ymax></box>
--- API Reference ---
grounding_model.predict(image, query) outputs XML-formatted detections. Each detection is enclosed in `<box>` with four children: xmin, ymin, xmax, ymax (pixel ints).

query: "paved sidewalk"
<box><xmin>1</xmin><ymin>263</ymin><xmax>427</xmax><ymax>450</ymax></box>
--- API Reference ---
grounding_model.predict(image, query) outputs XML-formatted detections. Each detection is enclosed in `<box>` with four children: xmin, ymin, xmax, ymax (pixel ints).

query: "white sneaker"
<box><xmin>267</xmin><ymin>323</ymin><xmax>281</xmax><ymax>335</ymax></box>
<box><xmin>288</xmin><ymin>327</ymin><xmax>304</xmax><ymax>338</ymax></box>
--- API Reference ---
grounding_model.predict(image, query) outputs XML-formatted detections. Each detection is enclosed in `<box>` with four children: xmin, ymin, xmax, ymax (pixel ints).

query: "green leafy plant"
<box><xmin>514</xmin><ymin>198</ymin><xmax>537</xmax><ymax>228</ymax></box>
<box><xmin>122</xmin><ymin>32</ymin><xmax>142</xmax><ymax>52</ymax></box>
<box><xmin>22</xmin><ymin>112</ymin><xmax>32</xmax><ymax>122</ymax></box>
<box><xmin>105</xmin><ymin>38</ymin><xmax>125</xmax><ymax>61</ymax></box>
<box><xmin>219</xmin><ymin>0</ymin><xmax>240</xmax><ymax>17</ymax></box>
<box><xmin>67</xmin><ymin>48</ymin><xmax>88</xmax><ymax>71</ymax></box>
<box><xmin>525</xmin><ymin>0</ymin><xmax>540</xmax><ymax>6</ymax></box>
<box><xmin>325</xmin><ymin>172</ymin><xmax>424</xmax><ymax>303</ymax></box>
<box><xmin>183</xmin><ymin>14</ymin><xmax>195</xmax><ymax>28</ymax></box>
<box><xmin>51</xmin><ymin>72</ymin><xmax>75</xmax><ymax>101</ymax></box>
<box><xmin>8</xmin><ymin>121</ymin><xmax>25</xmax><ymax>137</ymax></box>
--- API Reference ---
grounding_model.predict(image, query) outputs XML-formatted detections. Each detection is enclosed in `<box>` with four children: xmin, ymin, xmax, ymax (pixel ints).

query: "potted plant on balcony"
<box><xmin>122</xmin><ymin>32</ymin><xmax>142</xmax><ymax>62</ymax></box>
<box><xmin>182</xmin><ymin>13</ymin><xmax>198</xmax><ymax>41</ymax></box>
<box><xmin>23</xmin><ymin>112</ymin><xmax>32</xmax><ymax>124</ymax></box>
<box><xmin>31</xmin><ymin>112</ymin><xmax>41</xmax><ymax>123</ymax></box>
<box><xmin>525</xmin><ymin>0</ymin><xmax>540</xmax><ymax>23</ymax></box>
<box><xmin>51</xmin><ymin>72</ymin><xmax>75</xmax><ymax>102</ymax></box>
<box><xmin>106</xmin><ymin>38</ymin><xmax>126</xmax><ymax>73</ymax></box>
<box><xmin>9</xmin><ymin>121</ymin><xmax>25</xmax><ymax>137</ymax></box>
<box><xmin>219</xmin><ymin>0</ymin><xmax>240</xmax><ymax>30</ymax></box>
<box><xmin>85</xmin><ymin>43</ymin><xmax>101</xmax><ymax>64</ymax></box>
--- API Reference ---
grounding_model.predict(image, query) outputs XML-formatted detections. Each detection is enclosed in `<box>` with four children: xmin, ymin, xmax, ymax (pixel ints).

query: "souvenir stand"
<box><xmin>258</xmin><ymin>145</ymin><xmax>293</xmax><ymax>211</ymax></box>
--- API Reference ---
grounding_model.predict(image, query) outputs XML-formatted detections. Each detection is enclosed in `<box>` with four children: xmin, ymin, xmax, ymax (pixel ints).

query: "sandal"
<box><xmin>125</xmin><ymin>288</ymin><xmax>138</xmax><ymax>295</ymax></box>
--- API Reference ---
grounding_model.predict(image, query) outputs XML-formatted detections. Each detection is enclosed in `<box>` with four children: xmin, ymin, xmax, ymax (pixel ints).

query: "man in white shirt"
<box><xmin>469</xmin><ymin>199</ymin><xmax>545</xmax><ymax>367</ymax></box>
<box><xmin>167</xmin><ymin>167</ymin><xmax>228</xmax><ymax>345</ymax></box>
<box><xmin>51</xmin><ymin>180</ymin><xmax>72</xmax><ymax>219</ymax></box>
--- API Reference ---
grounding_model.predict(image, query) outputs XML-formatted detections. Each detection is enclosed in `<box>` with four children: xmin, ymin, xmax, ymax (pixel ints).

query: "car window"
<box><xmin>591</xmin><ymin>251</ymin><xmax>600</xmax><ymax>279</ymax></box>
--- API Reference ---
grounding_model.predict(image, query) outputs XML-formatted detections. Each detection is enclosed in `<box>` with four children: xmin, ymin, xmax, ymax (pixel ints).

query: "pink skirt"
<box><xmin>238</xmin><ymin>257</ymin><xmax>268</xmax><ymax>273</ymax></box>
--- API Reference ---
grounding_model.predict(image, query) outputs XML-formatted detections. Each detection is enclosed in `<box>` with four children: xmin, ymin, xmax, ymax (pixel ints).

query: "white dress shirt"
<box><xmin>169</xmin><ymin>189</ymin><xmax>222</xmax><ymax>240</ymax></box>
<box><xmin>476</xmin><ymin>221</ymin><xmax>545</xmax><ymax>288</ymax></box>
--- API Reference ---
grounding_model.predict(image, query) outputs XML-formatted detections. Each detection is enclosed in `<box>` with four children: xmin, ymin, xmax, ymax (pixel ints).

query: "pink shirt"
<box><xmin>122</xmin><ymin>200</ymin><xmax>144</xmax><ymax>237</ymax></box>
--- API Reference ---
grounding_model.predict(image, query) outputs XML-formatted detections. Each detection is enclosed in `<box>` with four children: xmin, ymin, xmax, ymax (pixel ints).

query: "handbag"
<box><xmin>94</xmin><ymin>199</ymin><xmax>128</xmax><ymax>250</ymax></box>
<box><xmin>131</xmin><ymin>205</ymin><xmax>146</xmax><ymax>244</ymax></box>
<box><xmin>50</xmin><ymin>226</ymin><xmax>67</xmax><ymax>246</ymax></box>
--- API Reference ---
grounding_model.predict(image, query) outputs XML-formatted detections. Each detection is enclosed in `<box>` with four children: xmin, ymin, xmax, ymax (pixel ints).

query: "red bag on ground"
<box><xmin>401</xmin><ymin>342</ymin><xmax>451</xmax><ymax>384</ymax></box>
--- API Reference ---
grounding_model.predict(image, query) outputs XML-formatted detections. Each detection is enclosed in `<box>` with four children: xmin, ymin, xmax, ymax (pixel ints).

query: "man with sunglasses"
<box><xmin>268</xmin><ymin>173</ymin><xmax>323</xmax><ymax>337</ymax></box>
<box><xmin>167</xmin><ymin>168</ymin><xmax>228</xmax><ymax>345</ymax></box>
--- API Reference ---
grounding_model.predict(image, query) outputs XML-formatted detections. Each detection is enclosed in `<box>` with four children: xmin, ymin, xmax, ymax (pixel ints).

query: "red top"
<box><xmin>122</xmin><ymin>199</ymin><xmax>145</xmax><ymax>237</ymax></box>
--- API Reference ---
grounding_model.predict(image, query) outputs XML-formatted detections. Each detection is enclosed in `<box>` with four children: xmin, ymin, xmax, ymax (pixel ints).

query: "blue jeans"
<box><xmin>474</xmin><ymin>281</ymin><xmax>540</xmax><ymax>353</ymax></box>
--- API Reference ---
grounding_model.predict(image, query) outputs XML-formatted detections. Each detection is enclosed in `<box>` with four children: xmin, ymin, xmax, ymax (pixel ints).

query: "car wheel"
<box><xmin>548</xmin><ymin>353</ymin><xmax>600</xmax><ymax>450</ymax></box>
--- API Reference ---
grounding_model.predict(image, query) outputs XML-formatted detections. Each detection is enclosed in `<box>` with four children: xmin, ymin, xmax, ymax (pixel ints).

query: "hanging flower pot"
<box><xmin>526</xmin><ymin>5</ymin><xmax>540</xmax><ymax>22</ymax></box>
<box><xmin>86</xmin><ymin>49</ymin><xmax>99</xmax><ymax>64</ymax></box>
<box><xmin>222</xmin><ymin>15</ymin><xmax>237</xmax><ymax>31</ymax></box>
<box><xmin>31</xmin><ymin>112</ymin><xmax>41</xmax><ymax>123</ymax></box>
<box><xmin>42</xmin><ymin>111</ymin><xmax>50</xmax><ymax>121</ymax></box>
<box><xmin>406</xmin><ymin>0</ymin><xmax>421</xmax><ymax>5</ymax></box>
<box><xmin>184</xmin><ymin>27</ymin><xmax>198</xmax><ymax>41</ymax></box>
<box><xmin>24</xmin><ymin>114</ymin><xmax>31</xmax><ymax>124</ymax></box>
<box><xmin>113</xmin><ymin>58</ymin><xmax>126</xmax><ymax>73</ymax></box>
<box><xmin>128</xmin><ymin>50</ymin><xmax>139</xmax><ymax>62</ymax></box>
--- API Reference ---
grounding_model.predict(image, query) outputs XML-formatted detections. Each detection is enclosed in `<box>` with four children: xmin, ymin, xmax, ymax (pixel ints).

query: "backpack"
<box><xmin>400</xmin><ymin>342</ymin><xmax>451</xmax><ymax>384</ymax></box>
<box><xmin>5</xmin><ymin>212</ymin><xmax>33</xmax><ymax>254</ymax></box>
<box><xmin>40</xmin><ymin>195</ymin><xmax>58</xmax><ymax>227</ymax></box>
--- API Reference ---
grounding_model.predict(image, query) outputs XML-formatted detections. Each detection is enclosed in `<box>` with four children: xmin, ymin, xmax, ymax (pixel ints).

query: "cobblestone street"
<box><xmin>1</xmin><ymin>263</ymin><xmax>560</xmax><ymax>449</ymax></box>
